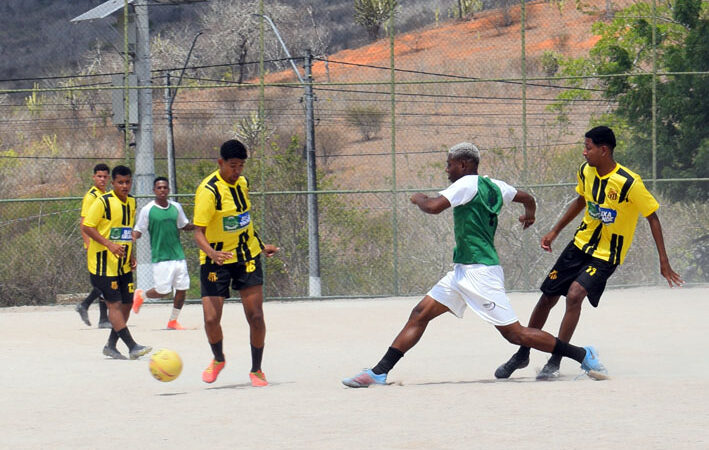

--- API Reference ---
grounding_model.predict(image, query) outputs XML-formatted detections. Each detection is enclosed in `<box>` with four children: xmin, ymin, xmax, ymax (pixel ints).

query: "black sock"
<box><xmin>372</xmin><ymin>347</ymin><xmax>404</xmax><ymax>375</ymax></box>
<box><xmin>81</xmin><ymin>287</ymin><xmax>102</xmax><ymax>309</ymax></box>
<box><xmin>516</xmin><ymin>346</ymin><xmax>531</xmax><ymax>358</ymax></box>
<box><xmin>117</xmin><ymin>327</ymin><xmax>137</xmax><ymax>350</ymax></box>
<box><xmin>551</xmin><ymin>338</ymin><xmax>586</xmax><ymax>364</ymax></box>
<box><xmin>107</xmin><ymin>329</ymin><xmax>119</xmax><ymax>348</ymax></box>
<box><xmin>98</xmin><ymin>300</ymin><xmax>108</xmax><ymax>322</ymax></box>
<box><xmin>250</xmin><ymin>345</ymin><xmax>264</xmax><ymax>372</ymax></box>
<box><xmin>210</xmin><ymin>340</ymin><xmax>225</xmax><ymax>362</ymax></box>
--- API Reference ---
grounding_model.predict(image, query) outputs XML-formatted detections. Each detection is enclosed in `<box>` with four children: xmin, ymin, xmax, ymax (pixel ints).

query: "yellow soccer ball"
<box><xmin>149</xmin><ymin>348</ymin><xmax>183</xmax><ymax>382</ymax></box>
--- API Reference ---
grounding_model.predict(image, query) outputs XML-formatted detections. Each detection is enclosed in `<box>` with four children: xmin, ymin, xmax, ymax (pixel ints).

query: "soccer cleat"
<box><xmin>129</xmin><ymin>344</ymin><xmax>152</xmax><ymax>360</ymax></box>
<box><xmin>98</xmin><ymin>320</ymin><xmax>112</xmax><ymax>329</ymax></box>
<box><xmin>249</xmin><ymin>370</ymin><xmax>268</xmax><ymax>387</ymax></box>
<box><xmin>102</xmin><ymin>345</ymin><xmax>127</xmax><ymax>360</ymax></box>
<box><xmin>166</xmin><ymin>320</ymin><xmax>186</xmax><ymax>330</ymax></box>
<box><xmin>342</xmin><ymin>368</ymin><xmax>387</xmax><ymax>388</ymax></box>
<box><xmin>494</xmin><ymin>352</ymin><xmax>530</xmax><ymax>379</ymax></box>
<box><xmin>581</xmin><ymin>346</ymin><xmax>609</xmax><ymax>380</ymax></box>
<box><xmin>202</xmin><ymin>359</ymin><xmax>226</xmax><ymax>383</ymax></box>
<box><xmin>132</xmin><ymin>289</ymin><xmax>144</xmax><ymax>313</ymax></box>
<box><xmin>75</xmin><ymin>304</ymin><xmax>91</xmax><ymax>326</ymax></box>
<box><xmin>536</xmin><ymin>360</ymin><xmax>561</xmax><ymax>380</ymax></box>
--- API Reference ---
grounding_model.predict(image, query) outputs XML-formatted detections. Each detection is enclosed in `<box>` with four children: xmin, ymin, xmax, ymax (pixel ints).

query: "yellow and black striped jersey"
<box><xmin>80</xmin><ymin>186</ymin><xmax>104</xmax><ymax>218</ymax></box>
<box><xmin>193</xmin><ymin>170</ymin><xmax>264</xmax><ymax>265</ymax></box>
<box><xmin>573</xmin><ymin>162</ymin><xmax>659</xmax><ymax>265</ymax></box>
<box><xmin>83</xmin><ymin>190</ymin><xmax>136</xmax><ymax>276</ymax></box>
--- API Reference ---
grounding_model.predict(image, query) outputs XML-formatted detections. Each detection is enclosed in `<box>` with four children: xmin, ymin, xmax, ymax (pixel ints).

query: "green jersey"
<box><xmin>134</xmin><ymin>200</ymin><xmax>189</xmax><ymax>263</ymax></box>
<box><xmin>439</xmin><ymin>175</ymin><xmax>518</xmax><ymax>266</ymax></box>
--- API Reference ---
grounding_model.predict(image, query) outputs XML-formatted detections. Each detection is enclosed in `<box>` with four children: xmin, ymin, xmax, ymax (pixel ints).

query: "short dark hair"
<box><xmin>112</xmin><ymin>165</ymin><xmax>132</xmax><ymax>179</ymax></box>
<box><xmin>220</xmin><ymin>139</ymin><xmax>248</xmax><ymax>161</ymax></box>
<box><xmin>585</xmin><ymin>126</ymin><xmax>616</xmax><ymax>151</ymax></box>
<box><xmin>154</xmin><ymin>176</ymin><xmax>169</xmax><ymax>187</ymax></box>
<box><xmin>94</xmin><ymin>163</ymin><xmax>110</xmax><ymax>174</ymax></box>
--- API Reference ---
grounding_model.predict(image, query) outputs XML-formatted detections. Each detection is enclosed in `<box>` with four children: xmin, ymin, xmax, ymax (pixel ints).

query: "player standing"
<box><xmin>75</xmin><ymin>163</ymin><xmax>111</xmax><ymax>328</ymax></box>
<box><xmin>342</xmin><ymin>142</ymin><xmax>608</xmax><ymax>388</ymax></box>
<box><xmin>193</xmin><ymin>139</ymin><xmax>279</xmax><ymax>385</ymax></box>
<box><xmin>132</xmin><ymin>177</ymin><xmax>195</xmax><ymax>329</ymax></box>
<box><xmin>495</xmin><ymin>126</ymin><xmax>683</xmax><ymax>380</ymax></box>
<box><xmin>82</xmin><ymin>165</ymin><xmax>152</xmax><ymax>360</ymax></box>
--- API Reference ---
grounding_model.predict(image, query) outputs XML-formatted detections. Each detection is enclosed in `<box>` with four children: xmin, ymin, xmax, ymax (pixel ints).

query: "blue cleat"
<box><xmin>581</xmin><ymin>346</ymin><xmax>609</xmax><ymax>380</ymax></box>
<box><xmin>342</xmin><ymin>368</ymin><xmax>387</xmax><ymax>388</ymax></box>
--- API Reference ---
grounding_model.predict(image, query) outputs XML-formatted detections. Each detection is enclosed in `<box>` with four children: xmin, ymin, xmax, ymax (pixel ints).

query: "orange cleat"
<box><xmin>202</xmin><ymin>359</ymin><xmax>225</xmax><ymax>383</ymax></box>
<box><xmin>132</xmin><ymin>289</ymin><xmax>144</xmax><ymax>313</ymax></box>
<box><xmin>166</xmin><ymin>320</ymin><xmax>185</xmax><ymax>330</ymax></box>
<box><xmin>249</xmin><ymin>370</ymin><xmax>268</xmax><ymax>387</ymax></box>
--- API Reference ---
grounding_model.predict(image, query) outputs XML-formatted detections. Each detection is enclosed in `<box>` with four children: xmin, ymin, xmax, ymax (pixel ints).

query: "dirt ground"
<box><xmin>1</xmin><ymin>285</ymin><xmax>707</xmax><ymax>449</ymax></box>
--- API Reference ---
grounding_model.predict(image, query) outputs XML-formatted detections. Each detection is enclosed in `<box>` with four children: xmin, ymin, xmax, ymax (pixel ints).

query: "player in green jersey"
<box><xmin>342</xmin><ymin>142</ymin><xmax>608</xmax><ymax>387</ymax></box>
<box><xmin>132</xmin><ymin>177</ymin><xmax>195</xmax><ymax>330</ymax></box>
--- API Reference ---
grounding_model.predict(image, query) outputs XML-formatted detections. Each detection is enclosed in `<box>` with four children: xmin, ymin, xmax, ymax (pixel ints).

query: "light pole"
<box><xmin>254</xmin><ymin>14</ymin><xmax>321</xmax><ymax>297</ymax></box>
<box><xmin>165</xmin><ymin>31</ymin><xmax>203</xmax><ymax>195</ymax></box>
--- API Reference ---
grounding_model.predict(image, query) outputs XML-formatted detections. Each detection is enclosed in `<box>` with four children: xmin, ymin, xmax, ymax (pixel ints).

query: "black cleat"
<box><xmin>536</xmin><ymin>360</ymin><xmax>560</xmax><ymax>380</ymax></box>
<box><xmin>495</xmin><ymin>352</ymin><xmax>529</xmax><ymax>379</ymax></box>
<box><xmin>75</xmin><ymin>304</ymin><xmax>91</xmax><ymax>326</ymax></box>
<box><xmin>102</xmin><ymin>345</ymin><xmax>127</xmax><ymax>360</ymax></box>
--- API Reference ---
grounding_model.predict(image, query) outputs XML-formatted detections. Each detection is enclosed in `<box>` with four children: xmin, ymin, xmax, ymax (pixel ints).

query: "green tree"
<box><xmin>553</xmin><ymin>0</ymin><xmax>709</xmax><ymax>201</ymax></box>
<box><xmin>354</xmin><ymin>0</ymin><xmax>397</xmax><ymax>41</ymax></box>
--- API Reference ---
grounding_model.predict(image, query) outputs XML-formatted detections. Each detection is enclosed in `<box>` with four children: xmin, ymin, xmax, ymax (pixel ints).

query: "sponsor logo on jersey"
<box><xmin>588</xmin><ymin>202</ymin><xmax>617</xmax><ymax>225</ymax></box>
<box><xmin>223</xmin><ymin>212</ymin><xmax>251</xmax><ymax>232</ymax></box>
<box><xmin>109</xmin><ymin>227</ymin><xmax>133</xmax><ymax>242</ymax></box>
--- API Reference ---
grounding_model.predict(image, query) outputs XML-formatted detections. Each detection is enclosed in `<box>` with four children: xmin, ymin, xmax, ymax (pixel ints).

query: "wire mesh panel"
<box><xmin>0</xmin><ymin>0</ymin><xmax>706</xmax><ymax>305</ymax></box>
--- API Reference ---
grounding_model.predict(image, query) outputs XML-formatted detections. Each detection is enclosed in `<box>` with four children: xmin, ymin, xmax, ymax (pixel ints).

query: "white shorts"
<box><xmin>151</xmin><ymin>259</ymin><xmax>190</xmax><ymax>294</ymax></box>
<box><xmin>427</xmin><ymin>264</ymin><xmax>518</xmax><ymax>326</ymax></box>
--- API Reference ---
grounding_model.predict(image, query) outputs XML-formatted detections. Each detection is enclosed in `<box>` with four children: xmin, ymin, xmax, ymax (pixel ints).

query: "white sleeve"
<box><xmin>439</xmin><ymin>175</ymin><xmax>478</xmax><ymax>208</ymax></box>
<box><xmin>491</xmin><ymin>179</ymin><xmax>518</xmax><ymax>206</ymax></box>
<box><xmin>172</xmin><ymin>201</ymin><xmax>190</xmax><ymax>229</ymax></box>
<box><xmin>134</xmin><ymin>203</ymin><xmax>151</xmax><ymax>234</ymax></box>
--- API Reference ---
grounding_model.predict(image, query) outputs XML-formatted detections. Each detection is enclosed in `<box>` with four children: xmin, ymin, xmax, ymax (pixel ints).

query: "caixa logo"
<box><xmin>588</xmin><ymin>202</ymin><xmax>617</xmax><ymax>225</ymax></box>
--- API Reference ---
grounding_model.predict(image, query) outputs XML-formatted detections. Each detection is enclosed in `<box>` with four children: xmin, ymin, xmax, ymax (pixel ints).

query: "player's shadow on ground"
<box><xmin>206</xmin><ymin>381</ymin><xmax>294</xmax><ymax>391</ymax></box>
<box><xmin>407</xmin><ymin>374</ymin><xmax>579</xmax><ymax>386</ymax></box>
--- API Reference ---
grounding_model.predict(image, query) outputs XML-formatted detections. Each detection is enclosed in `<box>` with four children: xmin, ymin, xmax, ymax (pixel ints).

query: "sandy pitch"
<box><xmin>1</xmin><ymin>286</ymin><xmax>707</xmax><ymax>449</ymax></box>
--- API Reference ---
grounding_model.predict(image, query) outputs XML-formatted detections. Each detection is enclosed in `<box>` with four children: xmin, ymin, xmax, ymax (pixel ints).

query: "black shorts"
<box><xmin>90</xmin><ymin>272</ymin><xmax>135</xmax><ymax>304</ymax></box>
<box><xmin>200</xmin><ymin>255</ymin><xmax>264</xmax><ymax>298</ymax></box>
<box><xmin>539</xmin><ymin>241</ymin><xmax>617</xmax><ymax>307</ymax></box>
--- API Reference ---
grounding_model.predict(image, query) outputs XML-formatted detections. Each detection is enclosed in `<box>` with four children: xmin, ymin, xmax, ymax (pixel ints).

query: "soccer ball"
<box><xmin>149</xmin><ymin>348</ymin><xmax>183</xmax><ymax>382</ymax></box>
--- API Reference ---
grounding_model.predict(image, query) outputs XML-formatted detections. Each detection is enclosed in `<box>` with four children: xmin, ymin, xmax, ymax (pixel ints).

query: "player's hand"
<box><xmin>107</xmin><ymin>242</ymin><xmax>126</xmax><ymax>258</ymax></box>
<box><xmin>518</xmin><ymin>214</ymin><xmax>535</xmax><ymax>230</ymax></box>
<box><xmin>540</xmin><ymin>230</ymin><xmax>558</xmax><ymax>252</ymax></box>
<box><xmin>210</xmin><ymin>250</ymin><xmax>234</xmax><ymax>266</ymax></box>
<box><xmin>660</xmin><ymin>261</ymin><xmax>684</xmax><ymax>287</ymax></box>
<box><xmin>130</xmin><ymin>255</ymin><xmax>137</xmax><ymax>269</ymax></box>
<box><xmin>410</xmin><ymin>193</ymin><xmax>427</xmax><ymax>205</ymax></box>
<box><xmin>263</xmin><ymin>244</ymin><xmax>279</xmax><ymax>257</ymax></box>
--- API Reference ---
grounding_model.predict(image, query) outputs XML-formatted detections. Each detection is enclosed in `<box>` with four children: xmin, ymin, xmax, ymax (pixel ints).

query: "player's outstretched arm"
<box><xmin>646</xmin><ymin>212</ymin><xmax>684</xmax><ymax>287</ymax></box>
<box><xmin>410</xmin><ymin>193</ymin><xmax>451</xmax><ymax>215</ymax></box>
<box><xmin>541</xmin><ymin>195</ymin><xmax>586</xmax><ymax>252</ymax></box>
<box><xmin>512</xmin><ymin>189</ymin><xmax>536</xmax><ymax>229</ymax></box>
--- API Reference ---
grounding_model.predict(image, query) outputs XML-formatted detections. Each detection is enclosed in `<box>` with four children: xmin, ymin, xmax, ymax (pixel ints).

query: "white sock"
<box><xmin>169</xmin><ymin>307</ymin><xmax>181</xmax><ymax>322</ymax></box>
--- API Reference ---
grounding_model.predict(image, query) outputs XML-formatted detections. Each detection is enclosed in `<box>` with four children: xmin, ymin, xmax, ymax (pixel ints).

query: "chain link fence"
<box><xmin>1</xmin><ymin>0</ymin><xmax>707</xmax><ymax>305</ymax></box>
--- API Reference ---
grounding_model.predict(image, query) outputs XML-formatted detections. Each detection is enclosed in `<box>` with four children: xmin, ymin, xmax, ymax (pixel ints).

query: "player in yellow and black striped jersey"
<box><xmin>81</xmin><ymin>165</ymin><xmax>151</xmax><ymax>361</ymax></box>
<box><xmin>495</xmin><ymin>126</ymin><xmax>683</xmax><ymax>381</ymax></box>
<box><xmin>75</xmin><ymin>163</ymin><xmax>110</xmax><ymax>328</ymax></box>
<box><xmin>193</xmin><ymin>139</ymin><xmax>279</xmax><ymax>386</ymax></box>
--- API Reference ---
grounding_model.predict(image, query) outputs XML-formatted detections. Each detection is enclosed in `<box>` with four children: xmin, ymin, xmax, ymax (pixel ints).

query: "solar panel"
<box><xmin>71</xmin><ymin>0</ymin><xmax>135</xmax><ymax>22</ymax></box>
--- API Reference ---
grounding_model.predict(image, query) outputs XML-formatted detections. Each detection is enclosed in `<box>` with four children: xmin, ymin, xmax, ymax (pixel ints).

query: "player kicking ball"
<box><xmin>342</xmin><ymin>143</ymin><xmax>608</xmax><ymax>388</ymax></box>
